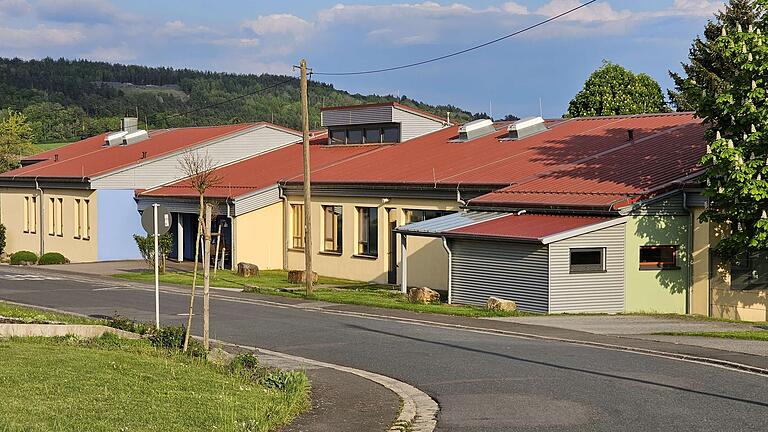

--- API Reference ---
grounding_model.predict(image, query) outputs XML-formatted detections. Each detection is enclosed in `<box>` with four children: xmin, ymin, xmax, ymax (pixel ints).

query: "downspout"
<box><xmin>34</xmin><ymin>177</ymin><xmax>44</xmax><ymax>257</ymax></box>
<box><xmin>682</xmin><ymin>192</ymin><xmax>693</xmax><ymax>315</ymax></box>
<box><xmin>226</xmin><ymin>198</ymin><xmax>235</xmax><ymax>271</ymax></box>
<box><xmin>442</xmin><ymin>236</ymin><xmax>452</xmax><ymax>305</ymax></box>
<box><xmin>279</xmin><ymin>186</ymin><xmax>289</xmax><ymax>271</ymax></box>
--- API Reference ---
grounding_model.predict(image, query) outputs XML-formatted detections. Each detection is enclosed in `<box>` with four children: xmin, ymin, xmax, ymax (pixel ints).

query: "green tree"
<box><xmin>566</xmin><ymin>62</ymin><xmax>669</xmax><ymax>117</ymax></box>
<box><xmin>695</xmin><ymin>0</ymin><xmax>768</xmax><ymax>258</ymax></box>
<box><xmin>668</xmin><ymin>0</ymin><xmax>761</xmax><ymax>111</ymax></box>
<box><xmin>0</xmin><ymin>109</ymin><xmax>35</xmax><ymax>172</ymax></box>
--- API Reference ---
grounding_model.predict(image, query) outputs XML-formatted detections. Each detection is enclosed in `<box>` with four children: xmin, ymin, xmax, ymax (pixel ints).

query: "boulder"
<box><xmin>287</xmin><ymin>270</ymin><xmax>319</xmax><ymax>284</ymax></box>
<box><xmin>236</xmin><ymin>262</ymin><xmax>259</xmax><ymax>278</ymax></box>
<box><xmin>486</xmin><ymin>296</ymin><xmax>517</xmax><ymax>312</ymax></box>
<box><xmin>408</xmin><ymin>287</ymin><xmax>441</xmax><ymax>304</ymax></box>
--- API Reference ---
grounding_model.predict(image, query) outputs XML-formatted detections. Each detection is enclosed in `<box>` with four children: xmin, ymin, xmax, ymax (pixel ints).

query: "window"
<box><xmin>347</xmin><ymin>129</ymin><xmax>363</xmax><ymax>144</ymax></box>
<box><xmin>23</xmin><ymin>197</ymin><xmax>29</xmax><ymax>232</ymax></box>
<box><xmin>405</xmin><ymin>209</ymin><xmax>454</xmax><ymax>224</ymax></box>
<box><xmin>569</xmin><ymin>248</ymin><xmax>605</xmax><ymax>273</ymax></box>
<box><xmin>731</xmin><ymin>251</ymin><xmax>768</xmax><ymax>290</ymax></box>
<box><xmin>382</xmin><ymin>126</ymin><xmax>400</xmax><ymax>143</ymax></box>
<box><xmin>323</xmin><ymin>205</ymin><xmax>343</xmax><ymax>253</ymax></box>
<box><xmin>56</xmin><ymin>198</ymin><xmax>63</xmax><ymax>236</ymax></box>
<box><xmin>364</xmin><ymin>128</ymin><xmax>382</xmax><ymax>144</ymax></box>
<box><xmin>74</xmin><ymin>199</ymin><xmax>81</xmax><ymax>238</ymax></box>
<box><xmin>25</xmin><ymin>196</ymin><xmax>37</xmax><ymax>234</ymax></box>
<box><xmin>82</xmin><ymin>199</ymin><xmax>90</xmax><ymax>239</ymax></box>
<box><xmin>291</xmin><ymin>204</ymin><xmax>305</xmax><ymax>249</ymax></box>
<box><xmin>48</xmin><ymin>198</ymin><xmax>63</xmax><ymax>236</ymax></box>
<box><xmin>330</xmin><ymin>129</ymin><xmax>346</xmax><ymax>144</ymax></box>
<box><xmin>357</xmin><ymin>207</ymin><xmax>378</xmax><ymax>257</ymax></box>
<box><xmin>639</xmin><ymin>245</ymin><xmax>678</xmax><ymax>270</ymax></box>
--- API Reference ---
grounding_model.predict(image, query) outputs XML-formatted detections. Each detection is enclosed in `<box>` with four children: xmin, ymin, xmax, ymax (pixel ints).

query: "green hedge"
<box><xmin>10</xmin><ymin>251</ymin><xmax>38</xmax><ymax>265</ymax></box>
<box><xmin>38</xmin><ymin>252</ymin><xmax>69</xmax><ymax>265</ymax></box>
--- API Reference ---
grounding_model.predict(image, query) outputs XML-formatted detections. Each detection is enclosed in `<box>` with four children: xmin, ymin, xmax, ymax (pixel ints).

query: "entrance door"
<box><xmin>387</xmin><ymin>209</ymin><xmax>398</xmax><ymax>284</ymax></box>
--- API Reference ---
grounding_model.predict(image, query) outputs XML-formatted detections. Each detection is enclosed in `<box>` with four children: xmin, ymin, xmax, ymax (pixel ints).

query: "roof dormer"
<box><xmin>321</xmin><ymin>102</ymin><xmax>447</xmax><ymax>145</ymax></box>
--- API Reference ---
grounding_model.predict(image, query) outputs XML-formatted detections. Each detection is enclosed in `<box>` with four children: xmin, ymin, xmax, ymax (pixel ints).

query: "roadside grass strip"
<box><xmin>654</xmin><ymin>330</ymin><xmax>768</xmax><ymax>341</ymax></box>
<box><xmin>0</xmin><ymin>301</ymin><xmax>104</xmax><ymax>325</ymax></box>
<box><xmin>113</xmin><ymin>270</ymin><xmax>526</xmax><ymax>318</ymax></box>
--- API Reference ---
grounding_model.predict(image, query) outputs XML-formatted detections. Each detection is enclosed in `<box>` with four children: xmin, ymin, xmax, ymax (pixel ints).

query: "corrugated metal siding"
<box><xmin>397</xmin><ymin>211</ymin><xmax>501</xmax><ymax>235</ymax></box>
<box><xmin>393</xmin><ymin>107</ymin><xmax>446</xmax><ymax>141</ymax></box>
<box><xmin>685</xmin><ymin>191</ymin><xmax>707</xmax><ymax>208</ymax></box>
<box><xmin>452</xmin><ymin>239</ymin><xmax>549</xmax><ymax>312</ymax></box>
<box><xmin>91</xmin><ymin>126</ymin><xmax>300</xmax><ymax>190</ymax></box>
<box><xmin>626</xmin><ymin>192</ymin><xmax>687</xmax><ymax>216</ymax></box>
<box><xmin>233</xmin><ymin>185</ymin><xmax>280</xmax><ymax>216</ymax></box>
<box><xmin>548</xmin><ymin>223</ymin><xmax>626</xmax><ymax>313</ymax></box>
<box><xmin>321</xmin><ymin>106</ymin><xmax>394</xmax><ymax>126</ymax></box>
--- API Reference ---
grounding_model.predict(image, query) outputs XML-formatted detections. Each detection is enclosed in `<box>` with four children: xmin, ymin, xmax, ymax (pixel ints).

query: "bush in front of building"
<box><xmin>10</xmin><ymin>251</ymin><xmax>38</xmax><ymax>265</ymax></box>
<box><xmin>133</xmin><ymin>233</ymin><xmax>173</xmax><ymax>274</ymax></box>
<box><xmin>38</xmin><ymin>252</ymin><xmax>69</xmax><ymax>265</ymax></box>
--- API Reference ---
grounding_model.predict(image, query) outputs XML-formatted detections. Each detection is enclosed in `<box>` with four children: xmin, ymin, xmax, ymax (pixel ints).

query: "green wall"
<box><xmin>624</xmin><ymin>214</ymin><xmax>689</xmax><ymax>313</ymax></box>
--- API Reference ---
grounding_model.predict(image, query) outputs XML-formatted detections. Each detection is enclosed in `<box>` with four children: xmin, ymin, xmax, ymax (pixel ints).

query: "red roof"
<box><xmin>2</xmin><ymin>123</ymin><xmax>294</xmax><ymax>180</ymax></box>
<box><xmin>448</xmin><ymin>213</ymin><xmax>611</xmax><ymax>241</ymax></box>
<box><xmin>302</xmin><ymin>113</ymin><xmax>700</xmax><ymax>188</ymax></box>
<box><xmin>141</xmin><ymin>142</ymin><xmax>383</xmax><ymax>199</ymax></box>
<box><xmin>472</xmin><ymin>121</ymin><xmax>707</xmax><ymax>210</ymax></box>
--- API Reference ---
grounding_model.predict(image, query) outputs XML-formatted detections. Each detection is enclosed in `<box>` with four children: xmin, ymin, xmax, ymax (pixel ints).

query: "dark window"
<box><xmin>330</xmin><ymin>129</ymin><xmax>346</xmax><ymax>144</ymax></box>
<box><xmin>731</xmin><ymin>251</ymin><xmax>768</xmax><ymax>290</ymax></box>
<box><xmin>570</xmin><ymin>248</ymin><xmax>605</xmax><ymax>273</ymax></box>
<box><xmin>347</xmin><ymin>129</ymin><xmax>363</xmax><ymax>144</ymax></box>
<box><xmin>364</xmin><ymin>128</ymin><xmax>382</xmax><ymax>144</ymax></box>
<box><xmin>382</xmin><ymin>126</ymin><xmax>400</xmax><ymax>143</ymax></box>
<box><xmin>405</xmin><ymin>209</ymin><xmax>454</xmax><ymax>224</ymax></box>
<box><xmin>357</xmin><ymin>207</ymin><xmax>378</xmax><ymax>257</ymax></box>
<box><xmin>323</xmin><ymin>205</ymin><xmax>343</xmax><ymax>253</ymax></box>
<box><xmin>639</xmin><ymin>245</ymin><xmax>678</xmax><ymax>269</ymax></box>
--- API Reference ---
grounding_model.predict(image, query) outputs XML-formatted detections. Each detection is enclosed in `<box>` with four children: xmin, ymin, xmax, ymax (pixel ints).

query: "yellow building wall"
<box><xmin>689</xmin><ymin>207</ymin><xmax>710</xmax><ymax>316</ymax></box>
<box><xmin>0</xmin><ymin>187</ymin><xmax>97</xmax><ymax>262</ymax></box>
<box><xmin>707</xmin><ymin>221</ymin><xmax>768</xmax><ymax>322</ymax></box>
<box><xmin>232</xmin><ymin>202</ymin><xmax>284</xmax><ymax>270</ymax></box>
<box><xmin>286</xmin><ymin>195</ymin><xmax>456</xmax><ymax>289</ymax></box>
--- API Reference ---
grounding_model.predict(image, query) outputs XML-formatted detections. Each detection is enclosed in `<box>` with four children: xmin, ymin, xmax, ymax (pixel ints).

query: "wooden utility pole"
<box><xmin>299</xmin><ymin>59</ymin><xmax>314</xmax><ymax>295</ymax></box>
<box><xmin>203</xmin><ymin>203</ymin><xmax>212</xmax><ymax>350</ymax></box>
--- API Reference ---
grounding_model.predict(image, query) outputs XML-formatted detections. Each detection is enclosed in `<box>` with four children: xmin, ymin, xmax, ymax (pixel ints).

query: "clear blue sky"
<box><xmin>0</xmin><ymin>0</ymin><xmax>723</xmax><ymax>118</ymax></box>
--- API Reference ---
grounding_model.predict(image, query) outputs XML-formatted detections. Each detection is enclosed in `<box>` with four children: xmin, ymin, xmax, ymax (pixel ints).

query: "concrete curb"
<box><xmin>0</xmin><ymin>323</ymin><xmax>140</xmax><ymax>339</ymax></box>
<box><xmin>212</xmin><ymin>339</ymin><xmax>439</xmax><ymax>432</ymax></box>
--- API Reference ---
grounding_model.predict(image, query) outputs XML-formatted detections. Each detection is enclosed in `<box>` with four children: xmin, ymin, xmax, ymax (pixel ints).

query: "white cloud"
<box><xmin>0</xmin><ymin>24</ymin><xmax>83</xmax><ymax>47</ymax></box>
<box><xmin>502</xmin><ymin>2</ymin><xmax>528</xmax><ymax>15</ymax></box>
<box><xmin>155</xmin><ymin>20</ymin><xmax>213</xmax><ymax>38</ymax></box>
<box><xmin>0</xmin><ymin>0</ymin><xmax>31</xmax><ymax>16</ymax></box>
<box><xmin>318</xmin><ymin>2</ymin><xmax>494</xmax><ymax>24</ymax></box>
<box><xmin>242</xmin><ymin>14</ymin><xmax>312</xmax><ymax>39</ymax></box>
<box><xmin>535</xmin><ymin>0</ymin><xmax>632</xmax><ymax>23</ymax></box>
<box><xmin>81</xmin><ymin>44</ymin><xmax>137</xmax><ymax>62</ymax></box>
<box><xmin>668</xmin><ymin>0</ymin><xmax>723</xmax><ymax>17</ymax></box>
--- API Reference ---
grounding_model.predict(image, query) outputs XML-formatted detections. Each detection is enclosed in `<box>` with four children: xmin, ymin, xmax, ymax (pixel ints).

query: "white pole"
<box><xmin>401</xmin><ymin>234</ymin><xmax>407</xmax><ymax>294</ymax></box>
<box><xmin>153</xmin><ymin>203</ymin><xmax>160</xmax><ymax>330</ymax></box>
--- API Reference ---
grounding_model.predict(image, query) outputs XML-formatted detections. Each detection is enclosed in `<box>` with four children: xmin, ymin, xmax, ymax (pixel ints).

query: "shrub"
<box><xmin>38</xmin><ymin>252</ymin><xmax>69</xmax><ymax>265</ymax></box>
<box><xmin>107</xmin><ymin>315</ymin><xmax>152</xmax><ymax>335</ymax></box>
<box><xmin>260</xmin><ymin>370</ymin><xmax>308</xmax><ymax>392</ymax></box>
<box><xmin>146</xmin><ymin>325</ymin><xmax>207</xmax><ymax>358</ymax></box>
<box><xmin>133</xmin><ymin>233</ymin><xmax>173</xmax><ymax>273</ymax></box>
<box><xmin>0</xmin><ymin>223</ymin><xmax>6</xmax><ymax>254</ymax></box>
<box><xmin>10</xmin><ymin>250</ymin><xmax>38</xmax><ymax>265</ymax></box>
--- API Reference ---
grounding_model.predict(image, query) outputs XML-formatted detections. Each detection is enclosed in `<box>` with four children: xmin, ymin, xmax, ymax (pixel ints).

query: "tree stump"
<box><xmin>236</xmin><ymin>262</ymin><xmax>259</xmax><ymax>278</ymax></box>
<box><xmin>287</xmin><ymin>270</ymin><xmax>318</xmax><ymax>284</ymax></box>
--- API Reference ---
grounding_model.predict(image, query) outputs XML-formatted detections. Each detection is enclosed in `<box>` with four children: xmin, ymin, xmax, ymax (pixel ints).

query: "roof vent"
<box><xmin>507</xmin><ymin>117</ymin><xmax>547</xmax><ymax>140</ymax></box>
<box><xmin>104</xmin><ymin>130</ymin><xmax>128</xmax><ymax>146</ymax></box>
<box><xmin>121</xmin><ymin>117</ymin><xmax>139</xmax><ymax>133</ymax></box>
<box><xmin>458</xmin><ymin>118</ymin><xmax>495</xmax><ymax>141</ymax></box>
<box><xmin>122</xmin><ymin>129</ymin><xmax>149</xmax><ymax>146</ymax></box>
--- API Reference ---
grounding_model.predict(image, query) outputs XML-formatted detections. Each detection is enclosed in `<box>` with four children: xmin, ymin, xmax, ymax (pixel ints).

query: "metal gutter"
<box><xmin>441</xmin><ymin>237</ymin><xmax>453</xmax><ymax>305</ymax></box>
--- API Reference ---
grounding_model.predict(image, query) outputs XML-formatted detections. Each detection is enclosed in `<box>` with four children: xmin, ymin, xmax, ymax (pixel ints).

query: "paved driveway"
<box><xmin>1</xmin><ymin>266</ymin><xmax>767</xmax><ymax>431</ymax></box>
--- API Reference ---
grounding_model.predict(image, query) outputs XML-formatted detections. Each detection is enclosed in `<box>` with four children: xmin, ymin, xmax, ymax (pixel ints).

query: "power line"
<box><xmin>162</xmin><ymin>77</ymin><xmax>296</xmax><ymax>125</ymax></box>
<box><xmin>313</xmin><ymin>0</ymin><xmax>597</xmax><ymax>76</ymax></box>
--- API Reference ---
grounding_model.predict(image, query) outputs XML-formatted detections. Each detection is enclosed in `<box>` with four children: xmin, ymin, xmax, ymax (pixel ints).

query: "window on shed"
<box><xmin>364</xmin><ymin>128</ymin><xmax>382</xmax><ymax>144</ymax></box>
<box><xmin>357</xmin><ymin>207</ymin><xmax>378</xmax><ymax>257</ymax></box>
<box><xmin>382</xmin><ymin>126</ymin><xmax>400</xmax><ymax>143</ymax></box>
<box><xmin>323</xmin><ymin>205</ymin><xmax>343</xmax><ymax>253</ymax></box>
<box><xmin>346</xmin><ymin>129</ymin><xmax>363</xmax><ymax>144</ymax></box>
<box><xmin>330</xmin><ymin>129</ymin><xmax>346</xmax><ymax>144</ymax></box>
<box><xmin>730</xmin><ymin>251</ymin><xmax>768</xmax><ymax>290</ymax></box>
<box><xmin>569</xmin><ymin>248</ymin><xmax>605</xmax><ymax>273</ymax></box>
<box><xmin>639</xmin><ymin>245</ymin><xmax>678</xmax><ymax>270</ymax></box>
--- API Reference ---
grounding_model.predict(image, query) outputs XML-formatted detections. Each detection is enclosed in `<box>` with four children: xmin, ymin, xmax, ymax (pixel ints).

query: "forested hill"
<box><xmin>0</xmin><ymin>57</ymin><xmax>478</xmax><ymax>144</ymax></box>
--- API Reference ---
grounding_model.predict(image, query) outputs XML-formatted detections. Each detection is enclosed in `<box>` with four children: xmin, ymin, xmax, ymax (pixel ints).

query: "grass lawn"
<box><xmin>113</xmin><ymin>269</ymin><xmax>525</xmax><ymax>318</ymax></box>
<box><xmin>654</xmin><ymin>330</ymin><xmax>768</xmax><ymax>341</ymax></box>
<box><xmin>0</xmin><ymin>336</ymin><xmax>309</xmax><ymax>432</ymax></box>
<box><xmin>0</xmin><ymin>301</ymin><xmax>103</xmax><ymax>325</ymax></box>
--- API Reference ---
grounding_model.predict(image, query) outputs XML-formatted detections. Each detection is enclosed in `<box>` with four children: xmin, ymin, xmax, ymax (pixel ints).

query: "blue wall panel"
<box><xmin>97</xmin><ymin>189</ymin><xmax>143</xmax><ymax>261</ymax></box>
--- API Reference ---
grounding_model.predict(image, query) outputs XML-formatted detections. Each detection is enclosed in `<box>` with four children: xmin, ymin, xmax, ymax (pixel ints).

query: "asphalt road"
<box><xmin>1</xmin><ymin>267</ymin><xmax>767</xmax><ymax>431</ymax></box>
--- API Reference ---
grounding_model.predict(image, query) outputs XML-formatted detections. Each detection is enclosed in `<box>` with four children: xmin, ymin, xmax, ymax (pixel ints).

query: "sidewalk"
<box><xmin>42</xmin><ymin>260</ymin><xmax>193</xmax><ymax>277</ymax></box>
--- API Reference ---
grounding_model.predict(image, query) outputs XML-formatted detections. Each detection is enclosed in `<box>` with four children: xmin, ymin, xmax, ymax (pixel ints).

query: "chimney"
<box><xmin>121</xmin><ymin>117</ymin><xmax>139</xmax><ymax>133</ymax></box>
<box><xmin>627</xmin><ymin>129</ymin><xmax>635</xmax><ymax>142</ymax></box>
